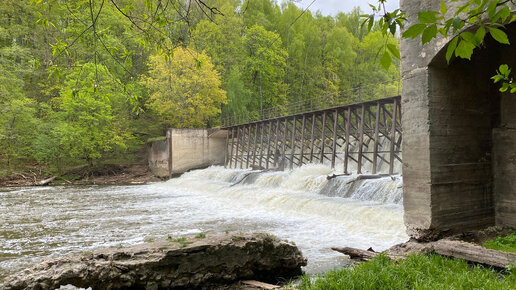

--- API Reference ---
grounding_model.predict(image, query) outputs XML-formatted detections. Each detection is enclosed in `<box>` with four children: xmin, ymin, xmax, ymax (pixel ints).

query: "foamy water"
<box><xmin>0</xmin><ymin>164</ymin><xmax>408</xmax><ymax>281</ymax></box>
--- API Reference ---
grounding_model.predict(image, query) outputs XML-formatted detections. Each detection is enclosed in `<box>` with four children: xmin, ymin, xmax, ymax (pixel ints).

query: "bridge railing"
<box><xmin>220</xmin><ymin>79</ymin><xmax>401</xmax><ymax>128</ymax></box>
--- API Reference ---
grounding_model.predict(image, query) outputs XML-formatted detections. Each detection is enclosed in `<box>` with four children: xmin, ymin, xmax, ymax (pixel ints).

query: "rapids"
<box><xmin>0</xmin><ymin>164</ymin><xmax>408</xmax><ymax>281</ymax></box>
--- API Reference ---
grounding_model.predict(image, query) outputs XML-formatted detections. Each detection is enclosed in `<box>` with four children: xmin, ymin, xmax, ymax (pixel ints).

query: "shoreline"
<box><xmin>0</xmin><ymin>164</ymin><xmax>163</xmax><ymax>187</ymax></box>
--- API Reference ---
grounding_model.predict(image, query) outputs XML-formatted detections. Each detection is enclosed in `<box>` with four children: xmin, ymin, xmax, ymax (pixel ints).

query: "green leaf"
<box><xmin>460</xmin><ymin>31</ymin><xmax>478</xmax><ymax>46</ymax></box>
<box><xmin>380</xmin><ymin>52</ymin><xmax>392</xmax><ymax>70</ymax></box>
<box><xmin>455</xmin><ymin>40</ymin><xmax>476</xmax><ymax>60</ymax></box>
<box><xmin>402</xmin><ymin>24</ymin><xmax>427</xmax><ymax>39</ymax></box>
<box><xmin>418</xmin><ymin>11</ymin><xmax>439</xmax><ymax>23</ymax></box>
<box><xmin>499</xmin><ymin>64</ymin><xmax>510</xmax><ymax>76</ymax></box>
<box><xmin>452</xmin><ymin>17</ymin><xmax>462</xmax><ymax>30</ymax></box>
<box><xmin>446</xmin><ymin>37</ymin><xmax>458</xmax><ymax>63</ymax></box>
<box><xmin>490</xmin><ymin>28</ymin><xmax>510</xmax><ymax>45</ymax></box>
<box><xmin>475</xmin><ymin>26</ymin><xmax>486</xmax><ymax>44</ymax></box>
<box><xmin>387</xmin><ymin>44</ymin><xmax>400</xmax><ymax>59</ymax></box>
<box><xmin>421</xmin><ymin>24</ymin><xmax>437</xmax><ymax>45</ymax></box>
<box><xmin>440</xmin><ymin>0</ymin><xmax>447</xmax><ymax>15</ymax></box>
<box><xmin>511</xmin><ymin>86</ymin><xmax>516</xmax><ymax>93</ymax></box>
<box><xmin>500</xmin><ymin>82</ymin><xmax>509</xmax><ymax>92</ymax></box>
<box><xmin>510</xmin><ymin>15</ymin><xmax>516</xmax><ymax>24</ymax></box>
<box><xmin>487</xmin><ymin>0</ymin><xmax>500</xmax><ymax>18</ymax></box>
<box><xmin>491</xmin><ymin>74</ymin><xmax>504</xmax><ymax>83</ymax></box>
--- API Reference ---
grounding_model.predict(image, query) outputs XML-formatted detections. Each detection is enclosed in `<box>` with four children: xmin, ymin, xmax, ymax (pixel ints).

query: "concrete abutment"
<box><xmin>401</xmin><ymin>0</ymin><xmax>516</xmax><ymax>239</ymax></box>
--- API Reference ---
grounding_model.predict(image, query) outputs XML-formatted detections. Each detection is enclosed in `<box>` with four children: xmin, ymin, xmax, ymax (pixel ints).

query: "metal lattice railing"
<box><xmin>220</xmin><ymin>79</ymin><xmax>401</xmax><ymax>128</ymax></box>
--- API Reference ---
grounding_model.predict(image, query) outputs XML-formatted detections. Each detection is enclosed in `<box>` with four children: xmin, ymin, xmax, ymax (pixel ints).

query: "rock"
<box><xmin>2</xmin><ymin>234</ymin><xmax>306</xmax><ymax>290</ymax></box>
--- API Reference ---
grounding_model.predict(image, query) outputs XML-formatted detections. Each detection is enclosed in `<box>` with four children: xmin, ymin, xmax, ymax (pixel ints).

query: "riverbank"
<box><xmin>0</xmin><ymin>164</ymin><xmax>162</xmax><ymax>187</ymax></box>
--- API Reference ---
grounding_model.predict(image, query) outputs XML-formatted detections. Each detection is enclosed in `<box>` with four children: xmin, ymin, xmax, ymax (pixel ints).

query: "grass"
<box><xmin>484</xmin><ymin>231</ymin><xmax>516</xmax><ymax>253</ymax></box>
<box><xmin>299</xmin><ymin>254</ymin><xmax>516</xmax><ymax>290</ymax></box>
<box><xmin>167</xmin><ymin>236</ymin><xmax>193</xmax><ymax>248</ymax></box>
<box><xmin>195</xmin><ymin>233</ymin><xmax>206</xmax><ymax>239</ymax></box>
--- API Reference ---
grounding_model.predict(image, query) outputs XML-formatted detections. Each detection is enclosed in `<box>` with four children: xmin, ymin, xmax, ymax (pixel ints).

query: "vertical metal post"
<box><xmin>252</xmin><ymin>123</ymin><xmax>258</xmax><ymax>167</ymax></box>
<box><xmin>320</xmin><ymin>111</ymin><xmax>327</xmax><ymax>164</ymax></box>
<box><xmin>281</xmin><ymin>118</ymin><xmax>288</xmax><ymax>170</ymax></box>
<box><xmin>344</xmin><ymin>108</ymin><xmax>351</xmax><ymax>174</ymax></box>
<box><xmin>259</xmin><ymin>122</ymin><xmax>265</xmax><ymax>169</ymax></box>
<box><xmin>274</xmin><ymin>119</ymin><xmax>280</xmax><ymax>167</ymax></box>
<box><xmin>235</xmin><ymin>126</ymin><xmax>240</xmax><ymax>169</ymax></box>
<box><xmin>299</xmin><ymin>115</ymin><xmax>306</xmax><ymax>167</ymax></box>
<box><xmin>290</xmin><ymin>116</ymin><xmax>297</xmax><ymax>170</ymax></box>
<box><xmin>246</xmin><ymin>125</ymin><xmax>252</xmax><ymax>169</ymax></box>
<box><xmin>331</xmin><ymin>110</ymin><xmax>338</xmax><ymax>169</ymax></box>
<box><xmin>266</xmin><ymin>121</ymin><xmax>273</xmax><ymax>169</ymax></box>
<box><xmin>372</xmin><ymin>102</ymin><xmax>381</xmax><ymax>174</ymax></box>
<box><xmin>309</xmin><ymin>114</ymin><xmax>316</xmax><ymax>163</ymax></box>
<box><xmin>357</xmin><ymin>104</ymin><xmax>365</xmax><ymax>174</ymax></box>
<box><xmin>389</xmin><ymin>98</ymin><xmax>398</xmax><ymax>175</ymax></box>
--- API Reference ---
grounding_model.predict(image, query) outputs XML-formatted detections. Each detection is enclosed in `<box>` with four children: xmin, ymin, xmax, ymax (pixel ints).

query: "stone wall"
<box><xmin>401</xmin><ymin>0</ymin><xmax>516</xmax><ymax>238</ymax></box>
<box><xmin>147</xmin><ymin>129</ymin><xmax>228</xmax><ymax>178</ymax></box>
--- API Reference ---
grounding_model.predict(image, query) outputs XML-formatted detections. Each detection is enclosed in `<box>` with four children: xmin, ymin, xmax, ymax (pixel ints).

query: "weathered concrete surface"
<box><xmin>147</xmin><ymin>138</ymin><xmax>170</xmax><ymax>178</ymax></box>
<box><xmin>401</xmin><ymin>0</ymin><xmax>516</xmax><ymax>239</ymax></box>
<box><xmin>147</xmin><ymin>129</ymin><xmax>228</xmax><ymax>178</ymax></box>
<box><xmin>169</xmin><ymin>128</ymin><xmax>226</xmax><ymax>175</ymax></box>
<box><xmin>493</xmin><ymin>128</ymin><xmax>516</xmax><ymax>228</ymax></box>
<box><xmin>2</xmin><ymin>234</ymin><xmax>306</xmax><ymax>290</ymax></box>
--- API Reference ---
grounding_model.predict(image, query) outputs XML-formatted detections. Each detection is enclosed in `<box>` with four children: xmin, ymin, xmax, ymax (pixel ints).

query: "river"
<box><xmin>0</xmin><ymin>164</ymin><xmax>408</xmax><ymax>281</ymax></box>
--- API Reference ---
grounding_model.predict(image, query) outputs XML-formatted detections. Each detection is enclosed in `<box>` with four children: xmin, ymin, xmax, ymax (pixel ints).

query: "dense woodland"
<box><xmin>0</xmin><ymin>0</ymin><xmax>399</xmax><ymax>173</ymax></box>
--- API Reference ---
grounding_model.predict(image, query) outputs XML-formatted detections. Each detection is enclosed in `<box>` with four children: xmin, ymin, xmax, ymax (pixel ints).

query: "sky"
<box><xmin>294</xmin><ymin>0</ymin><xmax>400</xmax><ymax>16</ymax></box>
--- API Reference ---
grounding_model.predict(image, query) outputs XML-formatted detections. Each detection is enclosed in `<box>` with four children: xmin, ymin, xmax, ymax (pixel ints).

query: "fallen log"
<box><xmin>331</xmin><ymin>247</ymin><xmax>379</xmax><ymax>261</ymax></box>
<box><xmin>431</xmin><ymin>239</ymin><xmax>516</xmax><ymax>268</ymax></box>
<box><xmin>38</xmin><ymin>176</ymin><xmax>56</xmax><ymax>186</ymax></box>
<box><xmin>333</xmin><ymin>239</ymin><xmax>516</xmax><ymax>268</ymax></box>
<box><xmin>326</xmin><ymin>173</ymin><xmax>351</xmax><ymax>180</ymax></box>
<box><xmin>345</xmin><ymin>174</ymin><xmax>391</xmax><ymax>184</ymax></box>
<box><xmin>241</xmin><ymin>280</ymin><xmax>280</xmax><ymax>289</ymax></box>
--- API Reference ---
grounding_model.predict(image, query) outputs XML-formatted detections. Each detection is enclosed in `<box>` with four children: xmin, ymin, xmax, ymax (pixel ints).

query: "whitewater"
<box><xmin>0</xmin><ymin>164</ymin><xmax>408</xmax><ymax>281</ymax></box>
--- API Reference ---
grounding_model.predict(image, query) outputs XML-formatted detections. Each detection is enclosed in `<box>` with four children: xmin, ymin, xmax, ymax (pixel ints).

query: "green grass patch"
<box><xmin>195</xmin><ymin>233</ymin><xmax>206</xmax><ymax>239</ymax></box>
<box><xmin>299</xmin><ymin>254</ymin><xmax>516</xmax><ymax>290</ymax></box>
<box><xmin>484</xmin><ymin>231</ymin><xmax>516</xmax><ymax>253</ymax></box>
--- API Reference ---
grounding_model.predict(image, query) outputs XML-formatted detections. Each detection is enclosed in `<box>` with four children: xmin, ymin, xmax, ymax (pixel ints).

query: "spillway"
<box><xmin>0</xmin><ymin>164</ymin><xmax>408</xmax><ymax>281</ymax></box>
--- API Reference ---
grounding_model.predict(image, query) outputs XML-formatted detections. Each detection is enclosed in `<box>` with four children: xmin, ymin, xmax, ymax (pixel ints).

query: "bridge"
<box><xmin>221</xmin><ymin>95</ymin><xmax>402</xmax><ymax>175</ymax></box>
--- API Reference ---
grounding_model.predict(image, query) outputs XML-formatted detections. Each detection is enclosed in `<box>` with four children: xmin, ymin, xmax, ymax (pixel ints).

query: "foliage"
<box><xmin>366</xmin><ymin>0</ymin><xmax>515</xmax><ymax>93</ymax></box>
<box><xmin>0</xmin><ymin>0</ymin><xmax>402</xmax><ymax>170</ymax></box>
<box><xmin>484</xmin><ymin>230</ymin><xmax>516</xmax><ymax>252</ymax></box>
<box><xmin>143</xmin><ymin>47</ymin><xmax>227</xmax><ymax>128</ymax></box>
<box><xmin>300</xmin><ymin>253</ymin><xmax>516</xmax><ymax>289</ymax></box>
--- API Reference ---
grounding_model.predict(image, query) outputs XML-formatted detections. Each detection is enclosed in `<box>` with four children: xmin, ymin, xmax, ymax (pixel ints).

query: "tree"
<box><xmin>33</xmin><ymin>63</ymin><xmax>131</xmax><ymax>168</ymax></box>
<box><xmin>143</xmin><ymin>47</ymin><xmax>227</xmax><ymax>128</ymax></box>
<box><xmin>242</xmin><ymin>25</ymin><xmax>287</xmax><ymax>117</ymax></box>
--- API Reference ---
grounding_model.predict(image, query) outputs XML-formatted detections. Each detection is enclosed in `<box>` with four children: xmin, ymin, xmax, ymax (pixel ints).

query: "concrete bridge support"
<box><xmin>147</xmin><ymin>128</ymin><xmax>227</xmax><ymax>177</ymax></box>
<box><xmin>401</xmin><ymin>0</ymin><xmax>516</xmax><ymax>239</ymax></box>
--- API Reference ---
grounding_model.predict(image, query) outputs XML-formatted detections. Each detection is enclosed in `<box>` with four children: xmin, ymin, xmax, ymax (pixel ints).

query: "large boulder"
<box><xmin>2</xmin><ymin>233</ymin><xmax>306</xmax><ymax>290</ymax></box>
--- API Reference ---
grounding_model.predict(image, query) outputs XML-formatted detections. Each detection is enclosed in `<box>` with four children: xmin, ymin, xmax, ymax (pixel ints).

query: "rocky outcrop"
<box><xmin>2</xmin><ymin>234</ymin><xmax>306</xmax><ymax>290</ymax></box>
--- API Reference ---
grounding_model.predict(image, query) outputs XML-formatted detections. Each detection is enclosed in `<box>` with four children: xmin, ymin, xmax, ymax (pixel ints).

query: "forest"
<box><xmin>0</xmin><ymin>0</ymin><xmax>400</xmax><ymax>173</ymax></box>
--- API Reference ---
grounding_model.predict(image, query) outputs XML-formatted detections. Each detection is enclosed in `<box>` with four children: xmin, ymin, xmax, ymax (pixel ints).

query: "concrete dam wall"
<box><xmin>148</xmin><ymin>128</ymin><xmax>227</xmax><ymax>177</ymax></box>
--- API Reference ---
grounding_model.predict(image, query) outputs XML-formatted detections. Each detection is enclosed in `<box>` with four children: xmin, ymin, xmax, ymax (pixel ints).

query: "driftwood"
<box><xmin>331</xmin><ymin>247</ymin><xmax>379</xmax><ymax>261</ymax></box>
<box><xmin>431</xmin><ymin>239</ymin><xmax>516</xmax><ymax>268</ymax></box>
<box><xmin>345</xmin><ymin>174</ymin><xmax>392</xmax><ymax>184</ymax></box>
<box><xmin>326</xmin><ymin>173</ymin><xmax>351</xmax><ymax>180</ymax></box>
<box><xmin>38</xmin><ymin>176</ymin><xmax>56</xmax><ymax>186</ymax></box>
<box><xmin>241</xmin><ymin>280</ymin><xmax>280</xmax><ymax>289</ymax></box>
<box><xmin>333</xmin><ymin>239</ymin><xmax>516</xmax><ymax>268</ymax></box>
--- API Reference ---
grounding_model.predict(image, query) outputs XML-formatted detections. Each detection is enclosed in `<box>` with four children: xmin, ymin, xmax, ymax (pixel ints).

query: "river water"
<box><xmin>0</xmin><ymin>164</ymin><xmax>408</xmax><ymax>281</ymax></box>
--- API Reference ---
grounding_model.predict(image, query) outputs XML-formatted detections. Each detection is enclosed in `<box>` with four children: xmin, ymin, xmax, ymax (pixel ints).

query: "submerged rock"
<box><xmin>2</xmin><ymin>234</ymin><xmax>306</xmax><ymax>290</ymax></box>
